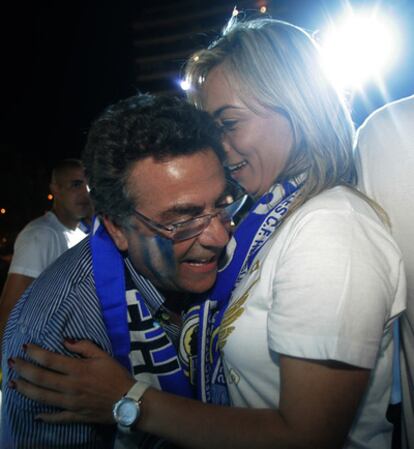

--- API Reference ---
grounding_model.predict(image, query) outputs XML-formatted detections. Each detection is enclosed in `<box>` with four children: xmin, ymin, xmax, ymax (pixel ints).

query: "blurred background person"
<box><xmin>356</xmin><ymin>94</ymin><xmax>414</xmax><ymax>449</ymax></box>
<box><xmin>0</xmin><ymin>158</ymin><xmax>91</xmax><ymax>347</ymax></box>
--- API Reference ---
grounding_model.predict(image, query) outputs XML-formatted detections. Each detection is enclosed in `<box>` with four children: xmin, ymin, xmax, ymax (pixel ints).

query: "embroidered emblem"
<box><xmin>250</xmin><ymin>259</ymin><xmax>260</xmax><ymax>274</ymax></box>
<box><xmin>179</xmin><ymin>309</ymin><xmax>199</xmax><ymax>382</ymax></box>
<box><xmin>218</xmin><ymin>277</ymin><xmax>260</xmax><ymax>350</ymax></box>
<box><xmin>227</xmin><ymin>368</ymin><xmax>240</xmax><ymax>385</ymax></box>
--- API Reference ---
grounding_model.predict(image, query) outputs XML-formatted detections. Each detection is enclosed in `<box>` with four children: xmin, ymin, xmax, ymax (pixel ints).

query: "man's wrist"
<box><xmin>112</xmin><ymin>381</ymin><xmax>152</xmax><ymax>433</ymax></box>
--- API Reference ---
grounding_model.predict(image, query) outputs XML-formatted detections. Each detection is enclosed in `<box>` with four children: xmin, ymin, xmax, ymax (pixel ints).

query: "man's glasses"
<box><xmin>132</xmin><ymin>180</ymin><xmax>248</xmax><ymax>242</ymax></box>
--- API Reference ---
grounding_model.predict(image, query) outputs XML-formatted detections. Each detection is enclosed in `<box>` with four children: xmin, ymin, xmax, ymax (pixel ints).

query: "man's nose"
<box><xmin>198</xmin><ymin>214</ymin><xmax>230</xmax><ymax>249</ymax></box>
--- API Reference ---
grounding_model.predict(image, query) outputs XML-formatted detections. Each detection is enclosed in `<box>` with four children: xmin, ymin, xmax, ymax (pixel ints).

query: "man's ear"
<box><xmin>102</xmin><ymin>216</ymin><xmax>129</xmax><ymax>251</ymax></box>
<box><xmin>49</xmin><ymin>182</ymin><xmax>59</xmax><ymax>198</ymax></box>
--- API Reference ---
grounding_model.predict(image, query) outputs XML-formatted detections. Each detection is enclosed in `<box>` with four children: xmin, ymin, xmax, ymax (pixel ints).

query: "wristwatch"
<box><xmin>112</xmin><ymin>381</ymin><xmax>151</xmax><ymax>433</ymax></box>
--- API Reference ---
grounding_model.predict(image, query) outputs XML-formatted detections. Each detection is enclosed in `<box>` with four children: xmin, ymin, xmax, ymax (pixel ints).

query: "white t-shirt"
<box><xmin>355</xmin><ymin>95</ymin><xmax>414</xmax><ymax>449</ymax></box>
<box><xmin>9</xmin><ymin>211</ymin><xmax>87</xmax><ymax>278</ymax></box>
<box><xmin>220</xmin><ymin>186</ymin><xmax>406</xmax><ymax>449</ymax></box>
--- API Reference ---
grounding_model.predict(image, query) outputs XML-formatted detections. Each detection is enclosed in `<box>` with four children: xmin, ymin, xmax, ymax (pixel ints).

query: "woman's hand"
<box><xmin>9</xmin><ymin>340</ymin><xmax>136</xmax><ymax>424</ymax></box>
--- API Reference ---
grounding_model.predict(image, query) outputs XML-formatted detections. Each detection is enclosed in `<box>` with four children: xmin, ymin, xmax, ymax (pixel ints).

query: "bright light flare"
<box><xmin>320</xmin><ymin>10</ymin><xmax>400</xmax><ymax>89</ymax></box>
<box><xmin>180</xmin><ymin>79</ymin><xmax>191</xmax><ymax>91</ymax></box>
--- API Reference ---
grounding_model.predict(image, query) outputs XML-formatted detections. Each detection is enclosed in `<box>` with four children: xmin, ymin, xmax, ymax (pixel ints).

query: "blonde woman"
<box><xmin>10</xmin><ymin>19</ymin><xmax>405</xmax><ymax>449</ymax></box>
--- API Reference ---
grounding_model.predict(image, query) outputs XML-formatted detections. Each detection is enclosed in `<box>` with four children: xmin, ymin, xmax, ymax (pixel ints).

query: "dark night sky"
<box><xmin>1</xmin><ymin>0</ymin><xmax>414</xmax><ymax>236</ymax></box>
<box><xmin>1</xmin><ymin>2</ymin><xmax>139</xmax><ymax>234</ymax></box>
<box><xmin>2</xmin><ymin>2</ymin><xmax>136</xmax><ymax>159</ymax></box>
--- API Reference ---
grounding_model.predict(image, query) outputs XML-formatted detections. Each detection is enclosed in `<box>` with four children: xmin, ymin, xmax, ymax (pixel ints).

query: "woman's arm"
<box><xmin>11</xmin><ymin>340</ymin><xmax>369</xmax><ymax>449</ymax></box>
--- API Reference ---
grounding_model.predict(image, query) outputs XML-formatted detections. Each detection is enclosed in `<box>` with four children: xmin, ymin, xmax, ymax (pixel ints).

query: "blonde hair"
<box><xmin>185</xmin><ymin>18</ymin><xmax>359</xmax><ymax>212</ymax></box>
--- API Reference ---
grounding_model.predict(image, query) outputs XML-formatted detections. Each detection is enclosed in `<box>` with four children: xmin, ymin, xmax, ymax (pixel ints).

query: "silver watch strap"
<box><xmin>125</xmin><ymin>380</ymin><xmax>152</xmax><ymax>402</ymax></box>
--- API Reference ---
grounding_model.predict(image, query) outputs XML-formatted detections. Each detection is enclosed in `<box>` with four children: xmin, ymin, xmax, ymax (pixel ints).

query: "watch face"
<box><xmin>115</xmin><ymin>398</ymin><xmax>139</xmax><ymax>427</ymax></box>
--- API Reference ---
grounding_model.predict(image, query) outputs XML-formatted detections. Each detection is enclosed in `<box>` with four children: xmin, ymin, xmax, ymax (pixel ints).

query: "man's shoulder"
<box><xmin>5</xmin><ymin>238</ymin><xmax>99</xmax><ymax>336</ymax></box>
<box><xmin>36</xmin><ymin>236</ymin><xmax>93</xmax><ymax>288</ymax></box>
<box><xmin>15</xmin><ymin>237</ymin><xmax>95</xmax><ymax>312</ymax></box>
<box><xmin>16</xmin><ymin>212</ymin><xmax>61</xmax><ymax>239</ymax></box>
<box><xmin>22</xmin><ymin>211</ymin><xmax>55</xmax><ymax>228</ymax></box>
<box><xmin>9</xmin><ymin>213</ymin><xmax>68</xmax><ymax>277</ymax></box>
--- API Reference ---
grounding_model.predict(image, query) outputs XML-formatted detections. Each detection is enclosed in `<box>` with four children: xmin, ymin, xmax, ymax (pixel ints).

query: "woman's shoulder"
<box><xmin>275</xmin><ymin>185</ymin><xmax>401</xmax><ymax>260</ymax></box>
<box><xmin>294</xmin><ymin>186</ymin><xmax>384</xmax><ymax>225</ymax></box>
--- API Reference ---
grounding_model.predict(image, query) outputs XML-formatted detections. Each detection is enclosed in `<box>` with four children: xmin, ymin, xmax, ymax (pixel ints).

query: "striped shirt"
<box><xmin>1</xmin><ymin>237</ymin><xmax>182</xmax><ymax>449</ymax></box>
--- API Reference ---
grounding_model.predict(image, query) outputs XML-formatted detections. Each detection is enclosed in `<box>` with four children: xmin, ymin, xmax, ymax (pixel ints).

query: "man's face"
<box><xmin>107</xmin><ymin>149</ymin><xmax>230</xmax><ymax>294</ymax></box>
<box><xmin>53</xmin><ymin>167</ymin><xmax>92</xmax><ymax>221</ymax></box>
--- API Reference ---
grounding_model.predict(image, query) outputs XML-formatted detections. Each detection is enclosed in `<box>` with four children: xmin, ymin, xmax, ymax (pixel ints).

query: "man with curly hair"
<box><xmin>1</xmin><ymin>94</ymin><xmax>244</xmax><ymax>449</ymax></box>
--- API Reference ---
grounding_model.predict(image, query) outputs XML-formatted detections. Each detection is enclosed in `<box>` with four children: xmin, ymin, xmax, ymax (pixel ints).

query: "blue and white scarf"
<box><xmin>90</xmin><ymin>218</ymin><xmax>193</xmax><ymax>398</ymax></box>
<box><xmin>179</xmin><ymin>178</ymin><xmax>303</xmax><ymax>404</ymax></box>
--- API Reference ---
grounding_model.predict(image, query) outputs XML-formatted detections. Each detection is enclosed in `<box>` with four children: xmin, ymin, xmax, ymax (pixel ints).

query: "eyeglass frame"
<box><xmin>131</xmin><ymin>181</ymin><xmax>248</xmax><ymax>242</ymax></box>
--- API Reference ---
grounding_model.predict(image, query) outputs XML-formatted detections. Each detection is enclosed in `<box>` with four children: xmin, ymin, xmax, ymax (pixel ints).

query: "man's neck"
<box><xmin>52</xmin><ymin>206</ymin><xmax>79</xmax><ymax>230</ymax></box>
<box><xmin>161</xmin><ymin>290</ymin><xmax>192</xmax><ymax>315</ymax></box>
<box><xmin>124</xmin><ymin>257</ymin><xmax>191</xmax><ymax>324</ymax></box>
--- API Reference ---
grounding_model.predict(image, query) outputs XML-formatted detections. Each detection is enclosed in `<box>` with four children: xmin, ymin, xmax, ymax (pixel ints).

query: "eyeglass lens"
<box><xmin>173</xmin><ymin>194</ymin><xmax>247</xmax><ymax>241</ymax></box>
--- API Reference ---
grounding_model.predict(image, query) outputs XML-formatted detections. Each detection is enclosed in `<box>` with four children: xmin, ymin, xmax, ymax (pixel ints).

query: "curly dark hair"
<box><xmin>82</xmin><ymin>94</ymin><xmax>225</xmax><ymax>225</ymax></box>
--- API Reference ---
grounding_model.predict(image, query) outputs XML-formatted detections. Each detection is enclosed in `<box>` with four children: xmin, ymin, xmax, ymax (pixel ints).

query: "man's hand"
<box><xmin>9</xmin><ymin>340</ymin><xmax>136</xmax><ymax>424</ymax></box>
